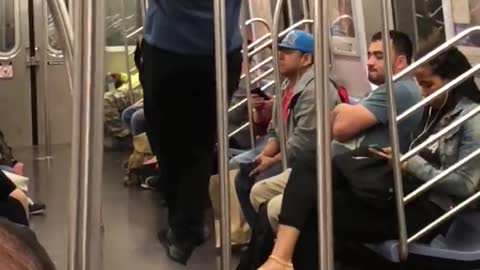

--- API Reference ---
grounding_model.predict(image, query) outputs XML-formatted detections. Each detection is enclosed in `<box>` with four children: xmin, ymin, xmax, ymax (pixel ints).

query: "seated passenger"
<box><xmin>122</xmin><ymin>101</ymin><xmax>146</xmax><ymax>136</ymax></box>
<box><xmin>232</xmin><ymin>30</ymin><xmax>340</xmax><ymax>228</ymax></box>
<box><xmin>249</xmin><ymin>31</ymin><xmax>420</xmax><ymax>234</ymax></box>
<box><xmin>104</xmin><ymin>72</ymin><xmax>143</xmax><ymax>142</ymax></box>
<box><xmin>259</xmin><ymin>38</ymin><xmax>480</xmax><ymax>269</ymax></box>
<box><xmin>0</xmin><ymin>170</ymin><xmax>28</xmax><ymax>226</ymax></box>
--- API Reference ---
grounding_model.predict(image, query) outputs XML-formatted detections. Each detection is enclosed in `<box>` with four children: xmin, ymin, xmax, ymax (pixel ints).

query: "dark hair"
<box><xmin>371</xmin><ymin>30</ymin><xmax>413</xmax><ymax>64</ymax></box>
<box><xmin>416</xmin><ymin>36</ymin><xmax>480</xmax><ymax>105</ymax></box>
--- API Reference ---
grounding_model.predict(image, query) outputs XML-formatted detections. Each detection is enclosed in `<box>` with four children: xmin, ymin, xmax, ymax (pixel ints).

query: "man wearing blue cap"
<box><xmin>232</xmin><ymin>30</ymin><xmax>340</xmax><ymax>229</ymax></box>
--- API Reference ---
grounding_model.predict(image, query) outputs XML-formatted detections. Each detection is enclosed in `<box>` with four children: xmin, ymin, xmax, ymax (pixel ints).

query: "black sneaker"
<box><xmin>157</xmin><ymin>227</ymin><xmax>210</xmax><ymax>265</ymax></box>
<box><xmin>29</xmin><ymin>203</ymin><xmax>46</xmax><ymax>216</ymax></box>
<box><xmin>158</xmin><ymin>229</ymin><xmax>196</xmax><ymax>265</ymax></box>
<box><xmin>140</xmin><ymin>175</ymin><xmax>160</xmax><ymax>190</ymax></box>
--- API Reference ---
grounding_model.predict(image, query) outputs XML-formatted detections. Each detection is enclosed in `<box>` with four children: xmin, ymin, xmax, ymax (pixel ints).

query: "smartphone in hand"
<box><xmin>251</xmin><ymin>87</ymin><xmax>270</xmax><ymax>100</ymax></box>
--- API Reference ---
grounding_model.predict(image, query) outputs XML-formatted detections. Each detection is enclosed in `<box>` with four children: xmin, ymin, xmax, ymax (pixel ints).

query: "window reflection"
<box><xmin>0</xmin><ymin>0</ymin><xmax>16</xmax><ymax>53</ymax></box>
<box><xmin>331</xmin><ymin>0</ymin><xmax>355</xmax><ymax>38</ymax></box>
<box><xmin>453</xmin><ymin>0</ymin><xmax>480</xmax><ymax>47</ymax></box>
<box><xmin>106</xmin><ymin>0</ymin><xmax>143</xmax><ymax>46</ymax></box>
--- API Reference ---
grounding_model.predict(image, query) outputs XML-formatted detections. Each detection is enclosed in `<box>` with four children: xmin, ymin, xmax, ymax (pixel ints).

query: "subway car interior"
<box><xmin>0</xmin><ymin>0</ymin><xmax>480</xmax><ymax>269</ymax></box>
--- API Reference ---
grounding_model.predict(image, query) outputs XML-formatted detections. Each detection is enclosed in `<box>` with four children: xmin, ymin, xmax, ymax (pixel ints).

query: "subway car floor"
<box><xmin>17</xmin><ymin>144</ymin><xmax>238</xmax><ymax>270</ymax></box>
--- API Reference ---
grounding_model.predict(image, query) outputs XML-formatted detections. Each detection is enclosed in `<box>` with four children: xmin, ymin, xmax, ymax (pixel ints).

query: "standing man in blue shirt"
<box><xmin>142</xmin><ymin>0</ymin><xmax>243</xmax><ymax>264</ymax></box>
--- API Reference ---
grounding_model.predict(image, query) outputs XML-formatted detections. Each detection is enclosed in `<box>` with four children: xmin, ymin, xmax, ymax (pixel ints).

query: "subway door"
<box><xmin>0</xmin><ymin>0</ymin><xmax>34</xmax><ymax>147</ymax></box>
<box><xmin>35</xmin><ymin>0</ymin><xmax>72</xmax><ymax>147</ymax></box>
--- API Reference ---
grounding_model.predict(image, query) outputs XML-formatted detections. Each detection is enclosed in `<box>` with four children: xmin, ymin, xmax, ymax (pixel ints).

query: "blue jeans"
<box><xmin>230</xmin><ymin>137</ymin><xmax>282</xmax><ymax>227</ymax></box>
<box><xmin>122</xmin><ymin>107</ymin><xmax>146</xmax><ymax>135</ymax></box>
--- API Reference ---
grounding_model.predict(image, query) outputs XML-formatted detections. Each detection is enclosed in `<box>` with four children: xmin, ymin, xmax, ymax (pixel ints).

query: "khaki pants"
<box><xmin>250</xmin><ymin>168</ymin><xmax>292</xmax><ymax>231</ymax></box>
<box><xmin>209</xmin><ymin>169</ymin><xmax>251</xmax><ymax>248</ymax></box>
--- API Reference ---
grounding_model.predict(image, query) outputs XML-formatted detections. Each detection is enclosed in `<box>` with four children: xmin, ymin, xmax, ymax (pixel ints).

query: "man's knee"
<box><xmin>267</xmin><ymin>195</ymin><xmax>283</xmax><ymax>232</ymax></box>
<box><xmin>250</xmin><ymin>181</ymin><xmax>268</xmax><ymax>212</ymax></box>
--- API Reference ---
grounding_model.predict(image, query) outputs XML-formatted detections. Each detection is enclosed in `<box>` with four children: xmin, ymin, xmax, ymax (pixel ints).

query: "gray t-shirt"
<box><xmin>332</xmin><ymin>79</ymin><xmax>423</xmax><ymax>155</ymax></box>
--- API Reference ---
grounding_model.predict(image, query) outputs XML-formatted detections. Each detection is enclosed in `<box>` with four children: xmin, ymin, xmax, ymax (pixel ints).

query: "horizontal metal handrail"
<box><xmin>393</xmin><ymin>26</ymin><xmax>480</xmax><ymax>82</ymax></box>
<box><xmin>246</xmin><ymin>18</ymin><xmax>271</xmax><ymax>32</ymax></box>
<box><xmin>228</xmin><ymin>80</ymin><xmax>274</xmax><ymax>112</ymax></box>
<box><xmin>239</xmin><ymin>56</ymin><xmax>273</xmax><ymax>81</ymax></box>
<box><xmin>251</xmin><ymin>68</ymin><xmax>274</xmax><ymax>85</ymax></box>
<box><xmin>397</xmin><ymin>65</ymin><xmax>480</xmax><ymax>122</ymax></box>
<box><xmin>401</xmin><ymin>105</ymin><xmax>480</xmax><ymax>162</ymax></box>
<box><xmin>228</xmin><ymin>122</ymin><xmax>250</xmax><ymax>138</ymax></box>
<box><xmin>126</xmin><ymin>27</ymin><xmax>144</xmax><ymax>40</ymax></box>
<box><xmin>408</xmin><ymin>189</ymin><xmax>480</xmax><ymax>243</ymax></box>
<box><xmin>404</xmin><ymin>148</ymin><xmax>480</xmax><ymax>204</ymax></box>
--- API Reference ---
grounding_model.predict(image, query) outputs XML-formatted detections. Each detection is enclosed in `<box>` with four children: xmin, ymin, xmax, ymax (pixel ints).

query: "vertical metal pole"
<box><xmin>241</xmin><ymin>4</ymin><xmax>256</xmax><ymax>148</ymax></box>
<box><xmin>313</xmin><ymin>0</ymin><xmax>334</xmax><ymax>269</ymax></box>
<box><xmin>122</xmin><ymin>0</ymin><xmax>134</xmax><ymax>103</ymax></box>
<box><xmin>287</xmin><ymin>0</ymin><xmax>294</xmax><ymax>25</ymax></box>
<box><xmin>68</xmin><ymin>0</ymin><xmax>105</xmax><ymax>269</ymax></box>
<box><xmin>45</xmin><ymin>0</ymin><xmax>74</xmax><ymax>92</ymax></box>
<box><xmin>380</xmin><ymin>0</ymin><xmax>409</xmax><ymax>261</ymax></box>
<box><xmin>272</xmin><ymin>0</ymin><xmax>288</xmax><ymax>170</ymax></box>
<box><xmin>38</xmin><ymin>2</ymin><xmax>53</xmax><ymax>160</ymax></box>
<box><xmin>213</xmin><ymin>0</ymin><xmax>231</xmax><ymax>268</ymax></box>
<box><xmin>302</xmin><ymin>0</ymin><xmax>311</xmax><ymax>32</ymax></box>
<box><xmin>411</xmin><ymin>0</ymin><xmax>420</xmax><ymax>50</ymax></box>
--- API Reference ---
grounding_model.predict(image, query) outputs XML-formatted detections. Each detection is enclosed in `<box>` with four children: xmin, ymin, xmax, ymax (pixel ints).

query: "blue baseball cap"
<box><xmin>278</xmin><ymin>30</ymin><xmax>314</xmax><ymax>54</ymax></box>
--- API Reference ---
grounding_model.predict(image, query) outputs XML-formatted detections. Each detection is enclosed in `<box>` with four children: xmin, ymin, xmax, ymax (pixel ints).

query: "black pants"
<box><xmin>0</xmin><ymin>197</ymin><xmax>28</xmax><ymax>226</ymax></box>
<box><xmin>279</xmin><ymin>151</ymin><xmax>448</xmax><ymax>269</ymax></box>
<box><xmin>142</xmin><ymin>42</ymin><xmax>242</xmax><ymax>242</ymax></box>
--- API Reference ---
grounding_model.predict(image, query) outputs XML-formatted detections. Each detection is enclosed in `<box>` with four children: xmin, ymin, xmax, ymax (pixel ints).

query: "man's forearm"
<box><xmin>261</xmin><ymin>138</ymin><xmax>280</xmax><ymax>157</ymax></box>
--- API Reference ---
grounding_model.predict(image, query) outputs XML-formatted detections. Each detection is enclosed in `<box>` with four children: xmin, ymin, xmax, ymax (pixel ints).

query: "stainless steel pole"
<box><xmin>313</xmin><ymin>0</ymin><xmax>334</xmax><ymax>269</ymax></box>
<box><xmin>380</xmin><ymin>0</ymin><xmax>408</xmax><ymax>261</ymax></box>
<box><xmin>286</xmin><ymin>0</ymin><xmax>294</xmax><ymax>26</ymax></box>
<box><xmin>213</xmin><ymin>0</ymin><xmax>232</xmax><ymax>268</ymax></box>
<box><xmin>272</xmin><ymin>0</ymin><xmax>288</xmax><ymax>170</ymax></box>
<box><xmin>241</xmin><ymin>4</ymin><xmax>256</xmax><ymax>148</ymax></box>
<box><xmin>68</xmin><ymin>0</ymin><xmax>105</xmax><ymax>269</ymax></box>
<box><xmin>122</xmin><ymin>0</ymin><xmax>135</xmax><ymax>104</ymax></box>
<box><xmin>45</xmin><ymin>0</ymin><xmax>74</xmax><ymax>92</ymax></box>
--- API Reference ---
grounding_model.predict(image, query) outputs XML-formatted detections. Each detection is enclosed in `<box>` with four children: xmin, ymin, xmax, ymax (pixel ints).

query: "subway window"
<box><xmin>0</xmin><ymin>0</ymin><xmax>16</xmax><ymax>53</ymax></box>
<box><xmin>47</xmin><ymin>1</ymin><xmax>68</xmax><ymax>54</ymax></box>
<box><xmin>106</xmin><ymin>0</ymin><xmax>143</xmax><ymax>46</ymax></box>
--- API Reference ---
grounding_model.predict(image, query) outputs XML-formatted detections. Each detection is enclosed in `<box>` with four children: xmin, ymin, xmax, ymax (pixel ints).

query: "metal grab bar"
<box><xmin>241</xmin><ymin>3</ymin><xmax>256</xmax><ymax>148</ymax></box>
<box><xmin>398</xmin><ymin>64</ymin><xmax>480</xmax><ymax>122</ymax></box>
<box><xmin>127</xmin><ymin>26</ymin><xmax>144</xmax><ymax>40</ymax></box>
<box><xmin>248</xmin><ymin>19</ymin><xmax>314</xmax><ymax>58</ymax></box>
<box><xmin>213</xmin><ymin>0</ymin><xmax>232</xmax><ymax>269</ymax></box>
<box><xmin>408</xmin><ymin>190</ymin><xmax>480</xmax><ymax>243</ymax></box>
<box><xmin>239</xmin><ymin>56</ymin><xmax>273</xmax><ymax>81</ymax></box>
<box><xmin>45</xmin><ymin>0</ymin><xmax>74</xmax><ymax>92</ymax></box>
<box><xmin>312</xmin><ymin>0</ymin><xmax>334</xmax><ymax>269</ymax></box>
<box><xmin>402</xmin><ymin>105</ymin><xmax>480</xmax><ymax>162</ymax></box>
<box><xmin>228</xmin><ymin>80</ymin><xmax>274</xmax><ymax>112</ymax></box>
<box><xmin>229</xmin><ymin>122</ymin><xmax>250</xmax><ymax>138</ymax></box>
<box><xmin>404</xmin><ymin>148</ymin><xmax>480</xmax><ymax>204</ymax></box>
<box><xmin>380</xmin><ymin>0</ymin><xmax>409</xmax><ymax>261</ymax></box>
<box><xmin>68</xmin><ymin>0</ymin><xmax>104</xmax><ymax>269</ymax></box>
<box><xmin>251</xmin><ymin>68</ymin><xmax>274</xmax><ymax>85</ymax></box>
<box><xmin>393</xmin><ymin>26</ymin><xmax>480</xmax><ymax>82</ymax></box>
<box><xmin>246</xmin><ymin>18</ymin><xmax>271</xmax><ymax>32</ymax></box>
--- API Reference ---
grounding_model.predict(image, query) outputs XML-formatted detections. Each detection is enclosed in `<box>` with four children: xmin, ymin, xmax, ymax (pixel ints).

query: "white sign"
<box><xmin>0</xmin><ymin>65</ymin><xmax>13</xmax><ymax>79</ymax></box>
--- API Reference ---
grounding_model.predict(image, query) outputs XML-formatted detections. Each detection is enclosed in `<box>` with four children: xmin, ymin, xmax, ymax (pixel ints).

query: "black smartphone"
<box><xmin>238</xmin><ymin>161</ymin><xmax>258</xmax><ymax>181</ymax></box>
<box><xmin>251</xmin><ymin>87</ymin><xmax>270</xmax><ymax>100</ymax></box>
<box><xmin>369</xmin><ymin>144</ymin><xmax>385</xmax><ymax>153</ymax></box>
